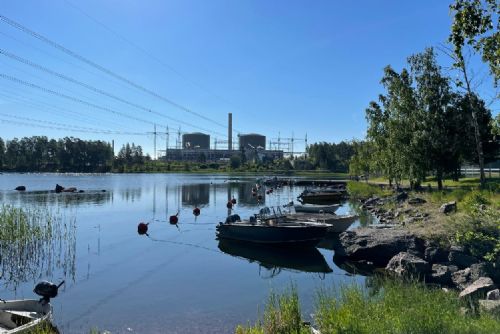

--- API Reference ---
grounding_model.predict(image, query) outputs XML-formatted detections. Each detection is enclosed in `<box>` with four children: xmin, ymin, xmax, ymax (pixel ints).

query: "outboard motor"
<box><xmin>225</xmin><ymin>214</ymin><xmax>241</xmax><ymax>223</ymax></box>
<box><xmin>34</xmin><ymin>280</ymin><xmax>65</xmax><ymax>303</ymax></box>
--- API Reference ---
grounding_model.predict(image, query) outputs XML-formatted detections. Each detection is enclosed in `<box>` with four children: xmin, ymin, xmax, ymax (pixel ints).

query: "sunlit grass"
<box><xmin>237</xmin><ymin>281</ymin><xmax>500</xmax><ymax>334</ymax></box>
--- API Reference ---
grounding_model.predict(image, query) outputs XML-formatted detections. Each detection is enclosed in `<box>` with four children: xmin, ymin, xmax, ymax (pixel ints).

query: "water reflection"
<box><xmin>182</xmin><ymin>184</ymin><xmax>209</xmax><ymax>206</ymax></box>
<box><xmin>2</xmin><ymin>190</ymin><xmax>112</xmax><ymax>207</ymax></box>
<box><xmin>0</xmin><ymin>207</ymin><xmax>76</xmax><ymax>290</ymax></box>
<box><xmin>217</xmin><ymin>239</ymin><xmax>332</xmax><ymax>277</ymax></box>
<box><xmin>236</xmin><ymin>182</ymin><xmax>265</xmax><ymax>206</ymax></box>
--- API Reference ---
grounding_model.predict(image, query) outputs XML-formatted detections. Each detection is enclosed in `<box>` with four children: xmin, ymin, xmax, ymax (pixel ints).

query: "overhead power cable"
<box><xmin>0</xmin><ymin>48</ymin><xmax>226</xmax><ymax>137</ymax></box>
<box><xmin>64</xmin><ymin>0</ymin><xmax>243</xmax><ymax>123</ymax></box>
<box><xmin>0</xmin><ymin>112</ymin><xmax>147</xmax><ymax>135</ymax></box>
<box><xmin>0</xmin><ymin>14</ymin><xmax>229</xmax><ymax>129</ymax></box>
<box><xmin>0</xmin><ymin>118</ymin><xmax>146</xmax><ymax>135</ymax></box>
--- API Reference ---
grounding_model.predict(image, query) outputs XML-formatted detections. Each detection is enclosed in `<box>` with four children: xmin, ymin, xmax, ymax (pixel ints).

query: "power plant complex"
<box><xmin>161</xmin><ymin>113</ymin><xmax>284</xmax><ymax>162</ymax></box>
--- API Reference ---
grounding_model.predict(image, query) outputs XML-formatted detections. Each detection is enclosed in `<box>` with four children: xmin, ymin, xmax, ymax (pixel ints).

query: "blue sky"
<box><xmin>0</xmin><ymin>0</ymin><xmax>497</xmax><ymax>156</ymax></box>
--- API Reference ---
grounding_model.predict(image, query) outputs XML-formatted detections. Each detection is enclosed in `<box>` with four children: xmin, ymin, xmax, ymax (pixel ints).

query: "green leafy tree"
<box><xmin>449</xmin><ymin>0</ymin><xmax>499</xmax><ymax>186</ymax></box>
<box><xmin>230</xmin><ymin>155</ymin><xmax>241</xmax><ymax>169</ymax></box>
<box><xmin>0</xmin><ymin>138</ymin><xmax>5</xmax><ymax>169</ymax></box>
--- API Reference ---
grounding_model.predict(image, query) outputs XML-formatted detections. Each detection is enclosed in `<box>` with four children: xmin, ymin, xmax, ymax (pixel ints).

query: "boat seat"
<box><xmin>0</xmin><ymin>310</ymin><xmax>35</xmax><ymax>330</ymax></box>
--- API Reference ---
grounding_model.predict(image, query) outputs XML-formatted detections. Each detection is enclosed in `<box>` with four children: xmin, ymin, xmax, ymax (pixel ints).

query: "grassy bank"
<box><xmin>236</xmin><ymin>281</ymin><xmax>500</xmax><ymax>334</ymax></box>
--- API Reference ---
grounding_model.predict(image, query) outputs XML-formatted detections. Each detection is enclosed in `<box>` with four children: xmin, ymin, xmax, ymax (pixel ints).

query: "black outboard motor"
<box><xmin>34</xmin><ymin>280</ymin><xmax>65</xmax><ymax>303</ymax></box>
<box><xmin>225</xmin><ymin>214</ymin><xmax>241</xmax><ymax>223</ymax></box>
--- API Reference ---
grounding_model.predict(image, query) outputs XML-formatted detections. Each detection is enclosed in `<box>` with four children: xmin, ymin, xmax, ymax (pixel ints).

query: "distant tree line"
<box><xmin>349</xmin><ymin>48</ymin><xmax>499</xmax><ymax>189</ymax></box>
<box><xmin>0</xmin><ymin>136</ymin><xmax>149</xmax><ymax>173</ymax></box>
<box><xmin>305</xmin><ymin>141</ymin><xmax>355</xmax><ymax>172</ymax></box>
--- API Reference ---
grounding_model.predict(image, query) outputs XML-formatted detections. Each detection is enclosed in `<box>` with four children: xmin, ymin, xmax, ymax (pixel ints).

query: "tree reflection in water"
<box><xmin>0</xmin><ymin>205</ymin><xmax>76</xmax><ymax>290</ymax></box>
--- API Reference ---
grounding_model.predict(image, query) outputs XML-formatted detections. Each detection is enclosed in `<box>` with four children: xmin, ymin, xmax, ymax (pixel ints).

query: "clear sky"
<box><xmin>0</xmin><ymin>0</ymin><xmax>497</xmax><ymax>156</ymax></box>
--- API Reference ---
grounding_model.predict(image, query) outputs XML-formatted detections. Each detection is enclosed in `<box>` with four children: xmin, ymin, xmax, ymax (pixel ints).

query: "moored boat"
<box><xmin>298</xmin><ymin>191</ymin><xmax>345</xmax><ymax>204</ymax></box>
<box><xmin>284</xmin><ymin>212</ymin><xmax>358</xmax><ymax>233</ymax></box>
<box><xmin>216</xmin><ymin>214</ymin><xmax>329</xmax><ymax>247</ymax></box>
<box><xmin>293</xmin><ymin>203</ymin><xmax>340</xmax><ymax>214</ymax></box>
<box><xmin>0</xmin><ymin>281</ymin><xmax>63</xmax><ymax>334</ymax></box>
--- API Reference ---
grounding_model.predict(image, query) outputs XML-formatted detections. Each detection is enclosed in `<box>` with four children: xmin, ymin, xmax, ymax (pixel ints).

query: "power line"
<box><xmin>0</xmin><ymin>14</ymin><xmax>230</xmax><ymax>130</ymax></box>
<box><xmin>0</xmin><ymin>112</ymin><xmax>147</xmax><ymax>135</ymax></box>
<box><xmin>63</xmin><ymin>0</ymin><xmax>244</xmax><ymax>123</ymax></box>
<box><xmin>0</xmin><ymin>118</ymin><xmax>146</xmax><ymax>135</ymax></box>
<box><xmin>0</xmin><ymin>48</ymin><xmax>226</xmax><ymax>136</ymax></box>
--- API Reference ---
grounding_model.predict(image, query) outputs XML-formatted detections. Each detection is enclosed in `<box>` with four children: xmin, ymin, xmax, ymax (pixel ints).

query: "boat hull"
<box><xmin>298</xmin><ymin>192</ymin><xmax>344</xmax><ymax>204</ymax></box>
<box><xmin>0</xmin><ymin>300</ymin><xmax>51</xmax><ymax>334</ymax></box>
<box><xmin>216</xmin><ymin>222</ymin><xmax>328</xmax><ymax>247</ymax></box>
<box><xmin>294</xmin><ymin>204</ymin><xmax>340</xmax><ymax>213</ymax></box>
<box><xmin>285</xmin><ymin>213</ymin><xmax>357</xmax><ymax>233</ymax></box>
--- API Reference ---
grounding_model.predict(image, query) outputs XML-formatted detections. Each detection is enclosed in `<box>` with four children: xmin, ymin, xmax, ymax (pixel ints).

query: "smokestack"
<box><xmin>228</xmin><ymin>113</ymin><xmax>232</xmax><ymax>151</ymax></box>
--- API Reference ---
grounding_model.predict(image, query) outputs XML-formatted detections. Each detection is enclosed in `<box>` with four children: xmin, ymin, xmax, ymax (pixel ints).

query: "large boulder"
<box><xmin>487</xmin><ymin>289</ymin><xmax>500</xmax><ymax>300</ymax></box>
<box><xmin>429</xmin><ymin>264</ymin><xmax>453</xmax><ymax>285</ymax></box>
<box><xmin>439</xmin><ymin>201</ymin><xmax>457</xmax><ymax>214</ymax></box>
<box><xmin>479</xmin><ymin>300</ymin><xmax>500</xmax><ymax>315</ymax></box>
<box><xmin>452</xmin><ymin>268</ymin><xmax>472</xmax><ymax>290</ymax></box>
<box><xmin>335</xmin><ymin>228</ymin><xmax>425</xmax><ymax>267</ymax></box>
<box><xmin>459</xmin><ymin>277</ymin><xmax>496</xmax><ymax>299</ymax></box>
<box><xmin>424</xmin><ymin>246</ymin><xmax>449</xmax><ymax>263</ymax></box>
<box><xmin>448</xmin><ymin>246</ymin><xmax>480</xmax><ymax>269</ymax></box>
<box><xmin>386</xmin><ymin>252</ymin><xmax>431</xmax><ymax>278</ymax></box>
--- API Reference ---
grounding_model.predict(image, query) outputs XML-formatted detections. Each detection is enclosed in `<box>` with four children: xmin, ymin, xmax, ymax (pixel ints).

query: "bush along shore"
<box><xmin>334</xmin><ymin>182</ymin><xmax>500</xmax><ymax>314</ymax></box>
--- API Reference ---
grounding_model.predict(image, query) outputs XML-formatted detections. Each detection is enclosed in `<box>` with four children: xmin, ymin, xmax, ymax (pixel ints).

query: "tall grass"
<box><xmin>0</xmin><ymin>204</ymin><xmax>76</xmax><ymax>288</ymax></box>
<box><xmin>237</xmin><ymin>280</ymin><xmax>500</xmax><ymax>334</ymax></box>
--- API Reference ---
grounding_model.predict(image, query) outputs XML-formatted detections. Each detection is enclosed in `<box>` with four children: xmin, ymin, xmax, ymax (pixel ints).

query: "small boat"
<box><xmin>216</xmin><ymin>213</ymin><xmax>329</xmax><ymax>247</ymax></box>
<box><xmin>284</xmin><ymin>212</ymin><xmax>358</xmax><ymax>233</ymax></box>
<box><xmin>293</xmin><ymin>203</ymin><xmax>340</xmax><ymax>214</ymax></box>
<box><xmin>0</xmin><ymin>300</ymin><xmax>51</xmax><ymax>333</ymax></box>
<box><xmin>298</xmin><ymin>191</ymin><xmax>345</xmax><ymax>204</ymax></box>
<box><xmin>218</xmin><ymin>239</ymin><xmax>332</xmax><ymax>274</ymax></box>
<box><xmin>0</xmin><ymin>281</ymin><xmax>63</xmax><ymax>333</ymax></box>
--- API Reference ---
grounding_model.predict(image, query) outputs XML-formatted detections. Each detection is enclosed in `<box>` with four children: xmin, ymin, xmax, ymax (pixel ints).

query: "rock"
<box><xmin>14</xmin><ymin>186</ymin><xmax>26</xmax><ymax>191</ymax></box>
<box><xmin>487</xmin><ymin>289</ymin><xmax>500</xmax><ymax>300</ymax></box>
<box><xmin>448</xmin><ymin>247</ymin><xmax>479</xmax><ymax>269</ymax></box>
<box><xmin>334</xmin><ymin>228</ymin><xmax>426</xmax><ymax>267</ymax></box>
<box><xmin>430</xmin><ymin>264</ymin><xmax>453</xmax><ymax>285</ymax></box>
<box><xmin>470</xmin><ymin>263</ymin><xmax>498</xmax><ymax>283</ymax></box>
<box><xmin>452</xmin><ymin>268</ymin><xmax>472</xmax><ymax>290</ymax></box>
<box><xmin>408</xmin><ymin>197</ymin><xmax>426</xmax><ymax>205</ymax></box>
<box><xmin>385</xmin><ymin>252</ymin><xmax>431</xmax><ymax>278</ymax></box>
<box><xmin>478</xmin><ymin>300</ymin><xmax>500</xmax><ymax>315</ymax></box>
<box><xmin>424</xmin><ymin>247</ymin><xmax>449</xmax><ymax>263</ymax></box>
<box><xmin>364</xmin><ymin>197</ymin><xmax>379</xmax><ymax>206</ymax></box>
<box><xmin>439</xmin><ymin>201</ymin><xmax>457</xmax><ymax>214</ymax></box>
<box><xmin>459</xmin><ymin>277</ymin><xmax>496</xmax><ymax>299</ymax></box>
<box><xmin>394</xmin><ymin>192</ymin><xmax>408</xmax><ymax>202</ymax></box>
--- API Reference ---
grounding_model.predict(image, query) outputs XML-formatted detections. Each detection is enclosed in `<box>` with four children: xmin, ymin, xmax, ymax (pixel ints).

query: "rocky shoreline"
<box><xmin>333</xmin><ymin>191</ymin><xmax>500</xmax><ymax>315</ymax></box>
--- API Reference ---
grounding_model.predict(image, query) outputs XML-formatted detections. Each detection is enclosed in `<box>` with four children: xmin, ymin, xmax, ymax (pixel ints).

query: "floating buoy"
<box><xmin>231</xmin><ymin>198</ymin><xmax>237</xmax><ymax>205</ymax></box>
<box><xmin>226</xmin><ymin>201</ymin><xmax>233</xmax><ymax>209</ymax></box>
<box><xmin>193</xmin><ymin>207</ymin><xmax>201</xmax><ymax>216</ymax></box>
<box><xmin>257</xmin><ymin>194</ymin><xmax>263</xmax><ymax>201</ymax></box>
<box><xmin>252</xmin><ymin>187</ymin><xmax>257</xmax><ymax>193</ymax></box>
<box><xmin>169</xmin><ymin>212</ymin><xmax>179</xmax><ymax>225</ymax></box>
<box><xmin>270</xmin><ymin>188</ymin><xmax>274</xmax><ymax>193</ymax></box>
<box><xmin>252</xmin><ymin>192</ymin><xmax>257</xmax><ymax>197</ymax></box>
<box><xmin>137</xmin><ymin>222</ymin><xmax>149</xmax><ymax>236</ymax></box>
<box><xmin>266</xmin><ymin>190</ymin><xmax>270</xmax><ymax>195</ymax></box>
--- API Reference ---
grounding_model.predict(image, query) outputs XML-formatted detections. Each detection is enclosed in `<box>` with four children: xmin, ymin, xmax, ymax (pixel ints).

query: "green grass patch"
<box><xmin>237</xmin><ymin>280</ymin><xmax>500</xmax><ymax>334</ymax></box>
<box><xmin>346</xmin><ymin>181</ymin><xmax>390</xmax><ymax>199</ymax></box>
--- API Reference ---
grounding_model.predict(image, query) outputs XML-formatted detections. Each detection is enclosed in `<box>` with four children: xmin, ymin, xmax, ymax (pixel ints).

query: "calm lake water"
<box><xmin>0</xmin><ymin>173</ymin><xmax>368</xmax><ymax>333</ymax></box>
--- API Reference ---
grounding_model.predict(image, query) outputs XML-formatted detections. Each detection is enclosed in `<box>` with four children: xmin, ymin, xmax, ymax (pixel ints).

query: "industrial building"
<box><xmin>161</xmin><ymin>113</ymin><xmax>284</xmax><ymax>162</ymax></box>
<box><xmin>182</xmin><ymin>132</ymin><xmax>210</xmax><ymax>149</ymax></box>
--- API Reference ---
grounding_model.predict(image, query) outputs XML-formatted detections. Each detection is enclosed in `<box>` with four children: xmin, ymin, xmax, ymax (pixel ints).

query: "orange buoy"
<box><xmin>137</xmin><ymin>222</ymin><xmax>149</xmax><ymax>236</ymax></box>
<box><xmin>266</xmin><ymin>190</ymin><xmax>270</xmax><ymax>195</ymax></box>
<box><xmin>193</xmin><ymin>207</ymin><xmax>201</xmax><ymax>216</ymax></box>
<box><xmin>226</xmin><ymin>201</ymin><xmax>233</xmax><ymax>209</ymax></box>
<box><xmin>257</xmin><ymin>194</ymin><xmax>263</xmax><ymax>201</ymax></box>
<box><xmin>231</xmin><ymin>198</ymin><xmax>237</xmax><ymax>205</ymax></box>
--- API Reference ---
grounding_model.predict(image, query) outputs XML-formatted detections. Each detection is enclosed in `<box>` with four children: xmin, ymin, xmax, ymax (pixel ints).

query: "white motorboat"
<box><xmin>0</xmin><ymin>299</ymin><xmax>51</xmax><ymax>333</ymax></box>
<box><xmin>293</xmin><ymin>203</ymin><xmax>340</xmax><ymax>214</ymax></box>
<box><xmin>0</xmin><ymin>281</ymin><xmax>63</xmax><ymax>333</ymax></box>
<box><xmin>285</xmin><ymin>212</ymin><xmax>358</xmax><ymax>233</ymax></box>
